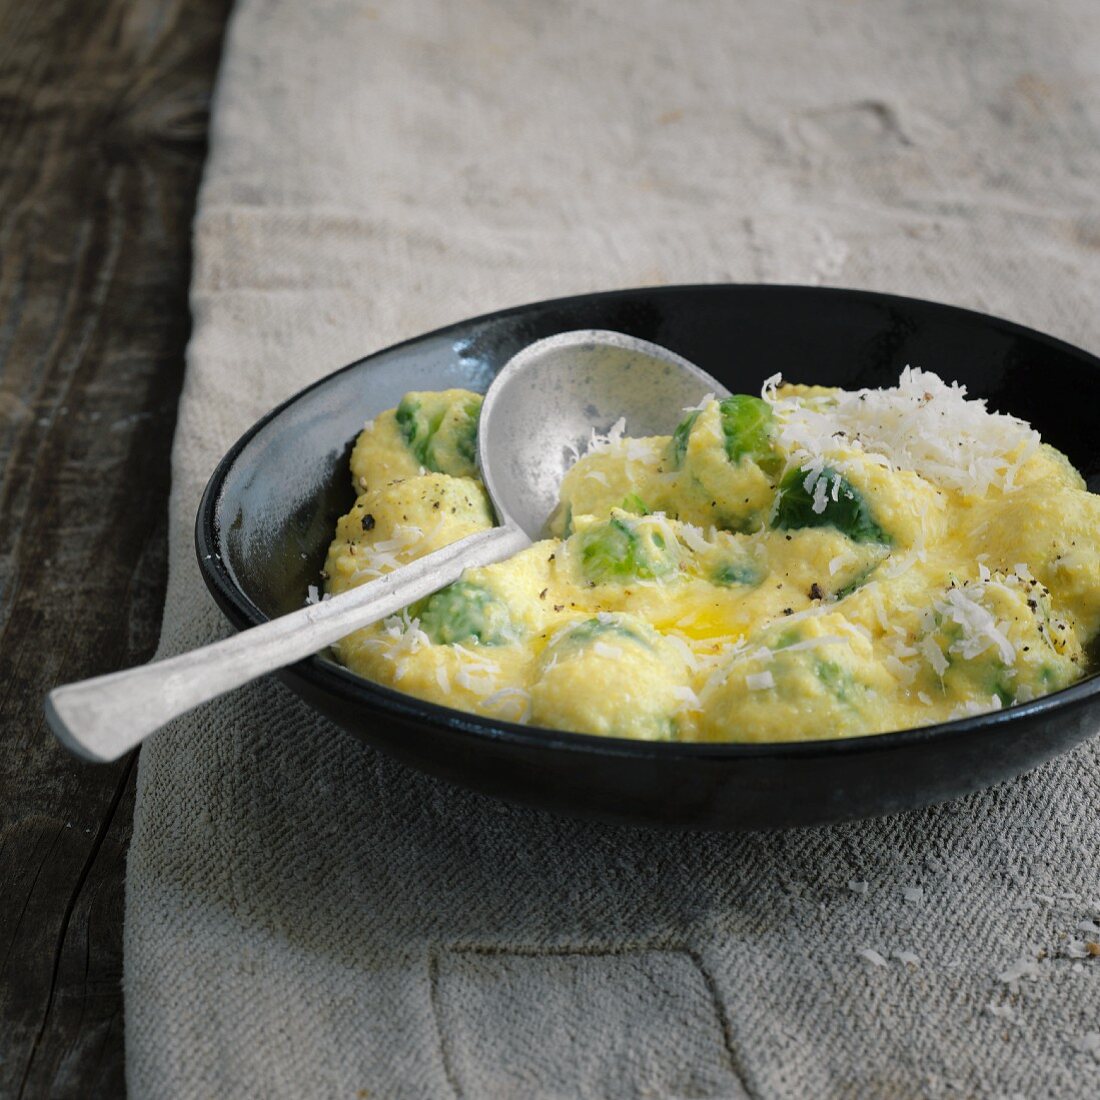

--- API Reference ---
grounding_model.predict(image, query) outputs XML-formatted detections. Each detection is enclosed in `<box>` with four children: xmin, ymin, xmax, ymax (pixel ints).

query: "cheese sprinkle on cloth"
<box><xmin>322</xmin><ymin>374</ymin><xmax>1099</xmax><ymax>743</ymax></box>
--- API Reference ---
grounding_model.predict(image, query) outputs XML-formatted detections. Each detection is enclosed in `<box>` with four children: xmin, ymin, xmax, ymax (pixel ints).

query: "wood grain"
<box><xmin>0</xmin><ymin>0</ymin><xmax>231</xmax><ymax>1095</ymax></box>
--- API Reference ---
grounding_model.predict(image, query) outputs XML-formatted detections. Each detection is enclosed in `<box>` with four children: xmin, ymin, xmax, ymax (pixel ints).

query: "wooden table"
<box><xmin>0</xmin><ymin>1</ymin><xmax>232</xmax><ymax>1094</ymax></box>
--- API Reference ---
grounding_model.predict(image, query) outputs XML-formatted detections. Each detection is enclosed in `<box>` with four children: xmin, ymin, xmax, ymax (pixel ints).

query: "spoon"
<box><xmin>47</xmin><ymin>329</ymin><xmax>729</xmax><ymax>762</ymax></box>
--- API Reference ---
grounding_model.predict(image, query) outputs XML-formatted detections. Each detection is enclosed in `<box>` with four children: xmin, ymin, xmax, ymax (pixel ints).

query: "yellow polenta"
<box><xmin>322</xmin><ymin>373</ymin><xmax>1099</xmax><ymax>742</ymax></box>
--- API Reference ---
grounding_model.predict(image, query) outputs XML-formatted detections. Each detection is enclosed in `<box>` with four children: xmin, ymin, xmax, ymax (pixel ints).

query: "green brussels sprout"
<box><xmin>414</xmin><ymin>581</ymin><xmax>515</xmax><ymax>646</ymax></box>
<box><xmin>553</xmin><ymin>615</ymin><xmax>655</xmax><ymax>652</ymax></box>
<box><xmin>814</xmin><ymin>658</ymin><xmax>856</xmax><ymax>703</ymax></box>
<box><xmin>560</xmin><ymin>502</ymin><xmax>574</xmax><ymax>538</ymax></box>
<box><xmin>576</xmin><ymin>513</ymin><xmax>678</xmax><ymax>584</ymax></box>
<box><xmin>915</xmin><ymin>574</ymin><xmax>1083</xmax><ymax>709</ymax></box>
<box><xmin>772</xmin><ymin>466</ymin><xmax>889</xmax><ymax>544</ymax></box>
<box><xmin>395</xmin><ymin>391</ymin><xmax>481</xmax><ymax>476</ymax></box>
<box><xmin>711</xmin><ymin>559</ymin><xmax>762</xmax><ymax>587</ymax></box>
<box><xmin>834</xmin><ymin>562</ymin><xmax>881</xmax><ymax>600</ymax></box>
<box><xmin>530</xmin><ymin>613</ymin><xmax>686</xmax><ymax>741</ymax></box>
<box><xmin>718</xmin><ymin>394</ymin><xmax>783</xmax><ymax>475</ymax></box>
<box><xmin>991</xmin><ymin>677</ymin><xmax>1015</xmax><ymax>707</ymax></box>
<box><xmin>668</xmin><ymin>410</ymin><xmax>700</xmax><ymax>469</ymax></box>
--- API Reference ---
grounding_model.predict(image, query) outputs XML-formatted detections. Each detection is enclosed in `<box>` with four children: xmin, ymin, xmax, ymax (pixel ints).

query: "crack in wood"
<box><xmin>17</xmin><ymin>753</ymin><xmax>136</xmax><ymax>1099</ymax></box>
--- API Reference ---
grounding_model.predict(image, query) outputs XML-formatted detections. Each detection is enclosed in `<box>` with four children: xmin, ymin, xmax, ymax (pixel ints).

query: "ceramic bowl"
<box><xmin>196</xmin><ymin>285</ymin><xmax>1100</xmax><ymax>829</ymax></box>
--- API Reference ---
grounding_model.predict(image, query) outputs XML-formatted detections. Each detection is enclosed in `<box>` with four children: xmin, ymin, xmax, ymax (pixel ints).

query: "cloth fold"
<box><xmin>126</xmin><ymin>1</ymin><xmax>1100</xmax><ymax>1095</ymax></box>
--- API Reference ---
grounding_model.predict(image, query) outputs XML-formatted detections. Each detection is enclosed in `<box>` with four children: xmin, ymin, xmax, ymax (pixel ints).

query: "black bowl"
<box><xmin>196</xmin><ymin>285</ymin><xmax>1100</xmax><ymax>829</ymax></box>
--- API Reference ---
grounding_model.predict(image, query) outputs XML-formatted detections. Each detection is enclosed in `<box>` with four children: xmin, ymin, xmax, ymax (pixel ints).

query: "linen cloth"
<box><xmin>126</xmin><ymin>1</ymin><xmax>1100</xmax><ymax>1096</ymax></box>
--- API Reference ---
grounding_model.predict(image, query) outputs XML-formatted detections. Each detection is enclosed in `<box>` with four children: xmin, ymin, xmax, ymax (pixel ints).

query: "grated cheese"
<box><xmin>936</xmin><ymin>585</ymin><xmax>1017</xmax><ymax>665</ymax></box>
<box><xmin>746</xmin><ymin>670</ymin><xmax>776</xmax><ymax>691</ymax></box>
<box><xmin>884</xmin><ymin>655</ymin><xmax>917</xmax><ymax>684</ymax></box>
<box><xmin>764</xmin><ymin>366</ymin><xmax>1040</xmax><ymax>495</ymax></box>
<box><xmin>919</xmin><ymin>636</ymin><xmax>948</xmax><ymax>677</ymax></box>
<box><xmin>584</xmin><ymin>417</ymin><xmax>627</xmax><ymax>455</ymax></box>
<box><xmin>669</xmin><ymin>684</ymin><xmax>701</xmax><ymax>711</ymax></box>
<box><xmin>682</xmin><ymin>391</ymin><xmax>716</xmax><ymax>413</ymax></box>
<box><xmin>305</xmin><ymin>584</ymin><xmax>330</xmax><ymax>606</ymax></box>
<box><xmin>663</xmin><ymin>633</ymin><xmax>700</xmax><ymax>672</ymax></box>
<box><xmin>677</xmin><ymin>522</ymin><xmax>712</xmax><ymax>555</ymax></box>
<box><xmin>998</xmin><ymin>957</ymin><xmax>1041</xmax><ymax>985</ymax></box>
<box><xmin>350</xmin><ymin>523</ymin><xmax>428</xmax><ymax>581</ymax></box>
<box><xmin>481</xmin><ymin>687</ymin><xmax>532</xmax><ymax>724</ymax></box>
<box><xmin>857</xmin><ymin>947</ymin><xmax>888</xmax><ymax>967</ymax></box>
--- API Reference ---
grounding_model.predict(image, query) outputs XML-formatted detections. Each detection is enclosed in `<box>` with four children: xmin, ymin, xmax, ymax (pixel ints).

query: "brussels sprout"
<box><xmin>576</xmin><ymin>513</ymin><xmax>678</xmax><ymax>584</ymax></box>
<box><xmin>771</xmin><ymin>627</ymin><xmax>802</xmax><ymax>650</ymax></box>
<box><xmin>914</xmin><ymin>573</ymin><xmax>1083</xmax><ymax>709</ymax></box>
<box><xmin>719</xmin><ymin>394</ymin><xmax>783</xmax><ymax>475</ymax></box>
<box><xmin>561</xmin><ymin>502</ymin><xmax>574</xmax><ymax>538</ymax></box>
<box><xmin>815</xmin><ymin>658</ymin><xmax>855</xmax><ymax>703</ymax></box>
<box><xmin>695</xmin><ymin>612</ymin><xmax>896</xmax><ymax>741</ymax></box>
<box><xmin>835</xmin><ymin>562</ymin><xmax>881</xmax><ymax>600</ymax></box>
<box><xmin>668</xmin><ymin>410</ymin><xmax>700</xmax><ymax>469</ymax></box>
<box><xmin>414</xmin><ymin>581</ymin><xmax>515</xmax><ymax>646</ymax></box>
<box><xmin>711</xmin><ymin>559</ymin><xmax>761</xmax><ymax>587</ymax></box>
<box><xmin>395</xmin><ymin>391</ymin><xmax>481</xmax><ymax>476</ymax></box>
<box><xmin>530</xmin><ymin>614</ymin><xmax>686</xmax><ymax>741</ymax></box>
<box><xmin>555</xmin><ymin>616</ymin><xmax>654</xmax><ymax>651</ymax></box>
<box><xmin>772</xmin><ymin>466</ymin><xmax>889</xmax><ymax>545</ymax></box>
<box><xmin>991</xmin><ymin>677</ymin><xmax>1015</xmax><ymax>707</ymax></box>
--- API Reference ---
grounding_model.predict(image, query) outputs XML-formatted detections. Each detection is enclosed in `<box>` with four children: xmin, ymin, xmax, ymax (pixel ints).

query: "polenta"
<box><xmin>321</xmin><ymin>372</ymin><xmax>1099</xmax><ymax>742</ymax></box>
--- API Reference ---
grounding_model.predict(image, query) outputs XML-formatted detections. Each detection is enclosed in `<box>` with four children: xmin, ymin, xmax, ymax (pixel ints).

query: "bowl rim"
<box><xmin>195</xmin><ymin>281</ymin><xmax>1100</xmax><ymax>763</ymax></box>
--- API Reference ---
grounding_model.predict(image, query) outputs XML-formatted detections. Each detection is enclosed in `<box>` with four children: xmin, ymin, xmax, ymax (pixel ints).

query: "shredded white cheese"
<box><xmin>305</xmin><ymin>584</ymin><xmax>330</xmax><ymax>606</ymax></box>
<box><xmin>349</xmin><ymin>523</ymin><xmax>429</xmax><ymax>581</ymax></box>
<box><xmin>746</xmin><ymin>670</ymin><xmax>776</xmax><ymax>691</ymax></box>
<box><xmin>857</xmin><ymin>947</ymin><xmax>888</xmax><ymax>967</ymax></box>
<box><xmin>481</xmin><ymin>687</ymin><xmax>532</xmax><ymax>724</ymax></box>
<box><xmin>584</xmin><ymin>417</ymin><xmax>627</xmax><ymax>455</ymax></box>
<box><xmin>669</xmin><ymin>685</ymin><xmax>701</xmax><ymax>711</ymax></box>
<box><xmin>998</xmin><ymin>957</ymin><xmax>1041</xmax><ymax>985</ymax></box>
<box><xmin>682</xmin><ymin>391</ymin><xmax>716</xmax><ymax>413</ymax></box>
<box><xmin>677</xmin><ymin>522</ymin><xmax>713</xmax><ymax>555</ymax></box>
<box><xmin>764</xmin><ymin>366</ymin><xmax>1040</xmax><ymax>495</ymax></box>
<box><xmin>936</xmin><ymin>585</ymin><xmax>1017</xmax><ymax>666</ymax></box>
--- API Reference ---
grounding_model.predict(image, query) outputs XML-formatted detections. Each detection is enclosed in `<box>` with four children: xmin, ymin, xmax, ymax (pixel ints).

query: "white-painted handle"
<box><xmin>46</xmin><ymin>524</ymin><xmax>531</xmax><ymax>762</ymax></box>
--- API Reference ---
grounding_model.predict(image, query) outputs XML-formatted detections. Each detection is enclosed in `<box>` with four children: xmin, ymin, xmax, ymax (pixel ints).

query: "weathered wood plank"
<box><xmin>0</xmin><ymin>1</ymin><xmax>232</xmax><ymax>1095</ymax></box>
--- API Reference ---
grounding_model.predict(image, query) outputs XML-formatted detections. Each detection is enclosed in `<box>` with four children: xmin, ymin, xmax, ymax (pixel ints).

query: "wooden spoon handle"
<box><xmin>46</xmin><ymin>524</ymin><xmax>531</xmax><ymax>762</ymax></box>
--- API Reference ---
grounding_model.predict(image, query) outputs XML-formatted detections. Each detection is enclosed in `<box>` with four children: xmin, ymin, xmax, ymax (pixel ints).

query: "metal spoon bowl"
<box><xmin>46</xmin><ymin>330</ymin><xmax>726</xmax><ymax>762</ymax></box>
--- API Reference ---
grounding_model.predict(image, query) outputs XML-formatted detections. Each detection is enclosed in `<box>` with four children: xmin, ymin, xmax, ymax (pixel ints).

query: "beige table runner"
<box><xmin>126</xmin><ymin>1</ymin><xmax>1100</xmax><ymax>1095</ymax></box>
